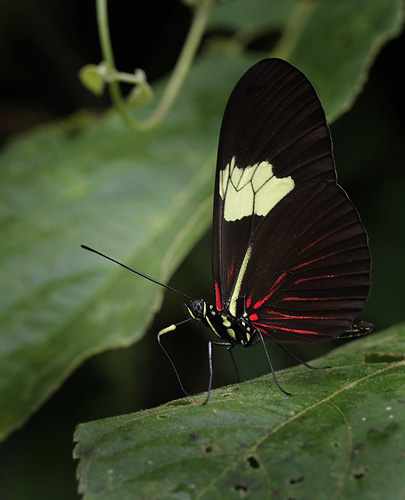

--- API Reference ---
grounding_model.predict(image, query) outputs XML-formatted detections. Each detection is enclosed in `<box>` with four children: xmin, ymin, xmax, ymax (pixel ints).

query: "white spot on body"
<box><xmin>227</xmin><ymin>328</ymin><xmax>236</xmax><ymax>339</ymax></box>
<box><xmin>219</xmin><ymin>157</ymin><xmax>295</xmax><ymax>221</ymax></box>
<box><xmin>221</xmin><ymin>316</ymin><xmax>231</xmax><ymax>327</ymax></box>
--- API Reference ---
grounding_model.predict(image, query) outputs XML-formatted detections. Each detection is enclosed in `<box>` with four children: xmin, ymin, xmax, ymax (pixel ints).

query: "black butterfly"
<box><xmin>83</xmin><ymin>58</ymin><xmax>372</xmax><ymax>403</ymax></box>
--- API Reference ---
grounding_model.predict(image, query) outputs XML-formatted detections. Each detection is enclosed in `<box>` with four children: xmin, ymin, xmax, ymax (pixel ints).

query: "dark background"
<box><xmin>0</xmin><ymin>1</ymin><xmax>404</xmax><ymax>498</ymax></box>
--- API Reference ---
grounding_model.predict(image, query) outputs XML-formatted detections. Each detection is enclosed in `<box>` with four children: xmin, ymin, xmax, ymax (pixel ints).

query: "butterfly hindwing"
<box><xmin>240</xmin><ymin>181</ymin><xmax>370</xmax><ymax>342</ymax></box>
<box><xmin>211</xmin><ymin>58</ymin><xmax>371</xmax><ymax>341</ymax></box>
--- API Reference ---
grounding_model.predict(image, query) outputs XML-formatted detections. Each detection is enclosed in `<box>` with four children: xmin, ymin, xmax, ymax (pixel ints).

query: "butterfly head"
<box><xmin>186</xmin><ymin>298</ymin><xmax>207</xmax><ymax>321</ymax></box>
<box><xmin>188</xmin><ymin>299</ymin><xmax>257</xmax><ymax>347</ymax></box>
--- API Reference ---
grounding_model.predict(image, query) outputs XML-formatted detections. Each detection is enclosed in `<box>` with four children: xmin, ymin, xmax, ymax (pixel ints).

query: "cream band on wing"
<box><xmin>219</xmin><ymin>157</ymin><xmax>295</xmax><ymax>221</ymax></box>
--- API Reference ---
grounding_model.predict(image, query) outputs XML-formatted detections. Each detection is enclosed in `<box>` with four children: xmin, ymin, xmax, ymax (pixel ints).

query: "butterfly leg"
<box><xmin>203</xmin><ymin>340</ymin><xmax>234</xmax><ymax>405</ymax></box>
<box><xmin>257</xmin><ymin>331</ymin><xmax>292</xmax><ymax>396</ymax></box>
<box><xmin>203</xmin><ymin>340</ymin><xmax>214</xmax><ymax>405</ymax></box>
<box><xmin>275</xmin><ymin>342</ymin><xmax>331</xmax><ymax>370</ymax></box>
<box><xmin>227</xmin><ymin>345</ymin><xmax>240</xmax><ymax>383</ymax></box>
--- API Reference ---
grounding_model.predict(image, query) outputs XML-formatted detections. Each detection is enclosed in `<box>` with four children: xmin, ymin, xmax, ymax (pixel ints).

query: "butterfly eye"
<box><xmin>190</xmin><ymin>299</ymin><xmax>207</xmax><ymax>320</ymax></box>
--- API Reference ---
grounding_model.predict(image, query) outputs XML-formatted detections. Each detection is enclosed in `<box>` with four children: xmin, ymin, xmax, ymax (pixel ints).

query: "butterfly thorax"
<box><xmin>187</xmin><ymin>299</ymin><xmax>257</xmax><ymax>347</ymax></box>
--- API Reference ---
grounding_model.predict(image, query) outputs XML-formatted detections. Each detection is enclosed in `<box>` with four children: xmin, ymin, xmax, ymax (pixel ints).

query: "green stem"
<box><xmin>140</xmin><ymin>2</ymin><xmax>211</xmax><ymax>130</ymax></box>
<box><xmin>96</xmin><ymin>0</ymin><xmax>211</xmax><ymax>131</ymax></box>
<box><xmin>96</xmin><ymin>0</ymin><xmax>132</xmax><ymax>126</ymax></box>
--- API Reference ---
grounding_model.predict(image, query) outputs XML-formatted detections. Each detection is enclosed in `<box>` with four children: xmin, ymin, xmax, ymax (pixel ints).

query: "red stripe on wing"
<box><xmin>214</xmin><ymin>282</ymin><xmax>222</xmax><ymax>312</ymax></box>
<box><xmin>290</xmin><ymin>252</ymin><xmax>335</xmax><ymax>272</ymax></box>
<box><xmin>293</xmin><ymin>274</ymin><xmax>335</xmax><ymax>285</ymax></box>
<box><xmin>252</xmin><ymin>272</ymin><xmax>288</xmax><ymax>309</ymax></box>
<box><xmin>252</xmin><ymin>321</ymin><xmax>319</xmax><ymax>336</ymax></box>
<box><xmin>297</xmin><ymin>228</ymin><xmax>333</xmax><ymax>256</ymax></box>
<box><xmin>282</xmin><ymin>296</ymin><xmax>340</xmax><ymax>302</ymax></box>
<box><xmin>226</xmin><ymin>259</ymin><xmax>236</xmax><ymax>288</ymax></box>
<box><xmin>253</xmin><ymin>310</ymin><xmax>328</xmax><ymax>321</ymax></box>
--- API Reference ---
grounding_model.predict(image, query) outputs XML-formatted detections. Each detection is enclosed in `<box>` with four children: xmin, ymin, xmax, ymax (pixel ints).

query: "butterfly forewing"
<box><xmin>212</xmin><ymin>58</ymin><xmax>371</xmax><ymax>341</ymax></box>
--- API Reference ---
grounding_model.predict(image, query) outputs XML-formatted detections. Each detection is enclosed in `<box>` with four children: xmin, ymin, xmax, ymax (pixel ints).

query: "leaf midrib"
<box><xmin>195</xmin><ymin>360</ymin><xmax>405</xmax><ymax>499</ymax></box>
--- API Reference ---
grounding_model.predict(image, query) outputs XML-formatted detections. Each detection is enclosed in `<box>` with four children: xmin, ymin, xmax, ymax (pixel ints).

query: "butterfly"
<box><xmin>83</xmin><ymin>58</ymin><xmax>372</xmax><ymax>403</ymax></box>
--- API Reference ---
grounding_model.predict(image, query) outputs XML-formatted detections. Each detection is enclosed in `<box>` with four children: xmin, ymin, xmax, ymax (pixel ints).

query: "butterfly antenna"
<box><xmin>158</xmin><ymin>319</ymin><xmax>192</xmax><ymax>396</ymax></box>
<box><xmin>81</xmin><ymin>245</ymin><xmax>193</xmax><ymax>301</ymax></box>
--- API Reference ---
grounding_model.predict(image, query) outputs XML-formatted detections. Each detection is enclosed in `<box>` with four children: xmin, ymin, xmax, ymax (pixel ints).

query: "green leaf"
<box><xmin>208</xmin><ymin>0</ymin><xmax>297</xmax><ymax>35</ymax></box>
<box><xmin>0</xmin><ymin>53</ymin><xmax>251</xmax><ymax>442</ymax></box>
<box><xmin>280</xmin><ymin>0</ymin><xmax>405</xmax><ymax>121</ymax></box>
<box><xmin>79</xmin><ymin>64</ymin><xmax>107</xmax><ymax>96</ymax></box>
<box><xmin>210</xmin><ymin>0</ymin><xmax>404</xmax><ymax>120</ymax></box>
<box><xmin>0</xmin><ymin>0</ymin><xmax>403</xmax><ymax>442</ymax></box>
<box><xmin>126</xmin><ymin>70</ymin><xmax>154</xmax><ymax>106</ymax></box>
<box><xmin>74</xmin><ymin>325</ymin><xmax>405</xmax><ymax>500</ymax></box>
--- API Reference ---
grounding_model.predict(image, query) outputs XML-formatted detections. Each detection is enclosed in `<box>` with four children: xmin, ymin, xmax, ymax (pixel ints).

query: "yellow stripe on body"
<box><xmin>229</xmin><ymin>245</ymin><xmax>252</xmax><ymax>317</ymax></box>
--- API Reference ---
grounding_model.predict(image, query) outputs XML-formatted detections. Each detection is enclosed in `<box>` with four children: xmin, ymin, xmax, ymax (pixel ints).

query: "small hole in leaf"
<box><xmin>352</xmin><ymin>442</ymin><xmax>364</xmax><ymax>457</ymax></box>
<box><xmin>289</xmin><ymin>475</ymin><xmax>304</xmax><ymax>484</ymax></box>
<box><xmin>333</xmin><ymin>442</ymin><xmax>339</xmax><ymax>448</ymax></box>
<box><xmin>234</xmin><ymin>484</ymin><xmax>248</xmax><ymax>497</ymax></box>
<box><xmin>247</xmin><ymin>456</ymin><xmax>260</xmax><ymax>469</ymax></box>
<box><xmin>189</xmin><ymin>433</ymin><xmax>199</xmax><ymax>442</ymax></box>
<box><xmin>353</xmin><ymin>468</ymin><xmax>369</xmax><ymax>480</ymax></box>
<box><xmin>205</xmin><ymin>445</ymin><xmax>213</xmax><ymax>453</ymax></box>
<box><xmin>363</xmin><ymin>351</ymin><xmax>405</xmax><ymax>364</ymax></box>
